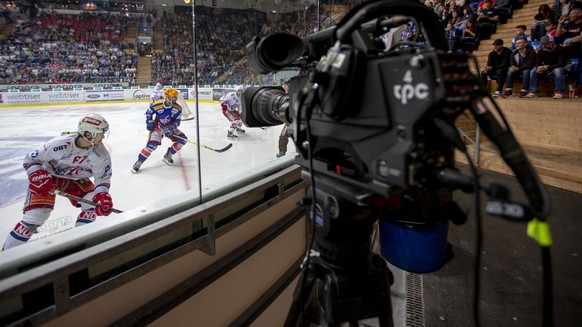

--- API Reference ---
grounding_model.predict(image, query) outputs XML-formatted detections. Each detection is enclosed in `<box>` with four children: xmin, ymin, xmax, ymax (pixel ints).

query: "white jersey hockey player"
<box><xmin>150</xmin><ymin>83</ymin><xmax>164</xmax><ymax>103</ymax></box>
<box><xmin>2</xmin><ymin>114</ymin><xmax>114</xmax><ymax>250</ymax></box>
<box><xmin>220</xmin><ymin>86</ymin><xmax>245</xmax><ymax>139</ymax></box>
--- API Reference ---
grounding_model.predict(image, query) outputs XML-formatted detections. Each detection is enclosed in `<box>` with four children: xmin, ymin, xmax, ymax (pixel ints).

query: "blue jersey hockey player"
<box><xmin>132</xmin><ymin>88</ymin><xmax>188</xmax><ymax>173</ymax></box>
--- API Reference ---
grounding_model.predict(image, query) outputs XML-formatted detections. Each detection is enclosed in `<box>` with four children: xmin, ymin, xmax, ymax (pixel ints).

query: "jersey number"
<box><xmin>73</xmin><ymin>156</ymin><xmax>88</xmax><ymax>164</ymax></box>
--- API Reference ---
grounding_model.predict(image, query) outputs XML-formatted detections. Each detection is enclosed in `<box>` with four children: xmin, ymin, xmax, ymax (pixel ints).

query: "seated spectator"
<box><xmin>401</xmin><ymin>22</ymin><xmax>417</xmax><ymax>41</ymax></box>
<box><xmin>526</xmin><ymin>35</ymin><xmax>568</xmax><ymax>98</ymax></box>
<box><xmin>460</xmin><ymin>19</ymin><xmax>479</xmax><ymax>52</ymax></box>
<box><xmin>445</xmin><ymin>2</ymin><xmax>463</xmax><ymax>25</ymax></box>
<box><xmin>533</xmin><ymin>18</ymin><xmax>559</xmax><ymax>51</ymax></box>
<box><xmin>494</xmin><ymin>0</ymin><xmax>513</xmax><ymax>22</ymax></box>
<box><xmin>541</xmin><ymin>4</ymin><xmax>556</xmax><ymax>21</ymax></box>
<box><xmin>476</xmin><ymin>0</ymin><xmax>500</xmax><ymax>37</ymax></box>
<box><xmin>471</xmin><ymin>0</ymin><xmax>497</xmax><ymax>13</ymax></box>
<box><xmin>545</xmin><ymin>18</ymin><xmax>559</xmax><ymax>38</ymax></box>
<box><xmin>445</xmin><ymin>22</ymin><xmax>463</xmax><ymax>53</ymax></box>
<box><xmin>459</xmin><ymin>5</ymin><xmax>477</xmax><ymax>30</ymax></box>
<box><xmin>511</xmin><ymin>25</ymin><xmax>533</xmax><ymax>49</ymax></box>
<box><xmin>481</xmin><ymin>39</ymin><xmax>511</xmax><ymax>96</ymax></box>
<box><xmin>556</xmin><ymin>5</ymin><xmax>582</xmax><ymax>59</ymax></box>
<box><xmin>553</xmin><ymin>0</ymin><xmax>574</xmax><ymax>21</ymax></box>
<box><xmin>532</xmin><ymin>14</ymin><xmax>548</xmax><ymax>42</ymax></box>
<box><xmin>449</xmin><ymin>9</ymin><xmax>464</xmax><ymax>28</ymax></box>
<box><xmin>503</xmin><ymin>37</ymin><xmax>537</xmax><ymax>97</ymax></box>
<box><xmin>435</xmin><ymin>3</ymin><xmax>448</xmax><ymax>23</ymax></box>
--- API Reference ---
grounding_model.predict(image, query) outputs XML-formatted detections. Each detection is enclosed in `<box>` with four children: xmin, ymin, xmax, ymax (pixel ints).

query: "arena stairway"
<box><xmin>454</xmin><ymin>97</ymin><xmax>582</xmax><ymax>194</ymax></box>
<box><xmin>0</xmin><ymin>23</ymin><xmax>13</xmax><ymax>40</ymax></box>
<box><xmin>136</xmin><ymin>56</ymin><xmax>152</xmax><ymax>86</ymax></box>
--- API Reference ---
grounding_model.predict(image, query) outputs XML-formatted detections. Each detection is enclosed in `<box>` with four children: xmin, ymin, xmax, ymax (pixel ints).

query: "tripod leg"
<box><xmin>285</xmin><ymin>261</ymin><xmax>318</xmax><ymax>327</ymax></box>
<box><xmin>320</xmin><ymin>254</ymin><xmax>394</xmax><ymax>327</ymax></box>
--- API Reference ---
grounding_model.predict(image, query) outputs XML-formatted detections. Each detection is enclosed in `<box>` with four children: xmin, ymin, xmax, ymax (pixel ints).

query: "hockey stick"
<box><xmin>57</xmin><ymin>191</ymin><xmax>123</xmax><ymax>214</ymax></box>
<box><xmin>60</xmin><ymin>131</ymin><xmax>233</xmax><ymax>153</ymax></box>
<box><xmin>172</xmin><ymin>135</ymin><xmax>233</xmax><ymax>153</ymax></box>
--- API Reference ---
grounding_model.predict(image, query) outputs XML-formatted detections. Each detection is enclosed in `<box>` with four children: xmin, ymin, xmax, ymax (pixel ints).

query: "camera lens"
<box><xmin>245</xmin><ymin>33</ymin><xmax>304</xmax><ymax>74</ymax></box>
<box><xmin>246</xmin><ymin>87</ymin><xmax>290</xmax><ymax>126</ymax></box>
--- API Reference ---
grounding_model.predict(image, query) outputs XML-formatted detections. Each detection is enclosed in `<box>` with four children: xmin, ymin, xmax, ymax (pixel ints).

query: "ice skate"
<box><xmin>236</xmin><ymin>127</ymin><xmax>245</xmax><ymax>133</ymax></box>
<box><xmin>227</xmin><ymin>131</ymin><xmax>238</xmax><ymax>139</ymax></box>
<box><xmin>276</xmin><ymin>152</ymin><xmax>286</xmax><ymax>158</ymax></box>
<box><xmin>162</xmin><ymin>149</ymin><xmax>174</xmax><ymax>165</ymax></box>
<box><xmin>131</xmin><ymin>160</ymin><xmax>144</xmax><ymax>174</ymax></box>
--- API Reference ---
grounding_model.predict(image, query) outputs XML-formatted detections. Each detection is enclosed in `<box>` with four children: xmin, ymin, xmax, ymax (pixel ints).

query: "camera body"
<box><xmin>242</xmin><ymin>1</ymin><xmax>473</xmax><ymax>201</ymax></box>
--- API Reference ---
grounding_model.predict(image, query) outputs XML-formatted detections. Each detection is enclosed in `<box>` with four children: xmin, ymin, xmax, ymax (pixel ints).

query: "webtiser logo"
<box><xmin>393</xmin><ymin>70</ymin><xmax>429</xmax><ymax>105</ymax></box>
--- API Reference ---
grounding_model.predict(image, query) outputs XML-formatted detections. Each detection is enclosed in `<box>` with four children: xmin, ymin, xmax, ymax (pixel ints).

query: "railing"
<box><xmin>456</xmin><ymin>123</ymin><xmax>481</xmax><ymax>164</ymax></box>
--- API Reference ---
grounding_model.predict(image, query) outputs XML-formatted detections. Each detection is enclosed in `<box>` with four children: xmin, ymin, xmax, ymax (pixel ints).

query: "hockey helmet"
<box><xmin>164</xmin><ymin>88</ymin><xmax>179</xmax><ymax>100</ymax></box>
<box><xmin>155</xmin><ymin>82</ymin><xmax>162</xmax><ymax>90</ymax></box>
<box><xmin>78</xmin><ymin>114</ymin><xmax>109</xmax><ymax>139</ymax></box>
<box><xmin>235</xmin><ymin>86</ymin><xmax>243</xmax><ymax>95</ymax></box>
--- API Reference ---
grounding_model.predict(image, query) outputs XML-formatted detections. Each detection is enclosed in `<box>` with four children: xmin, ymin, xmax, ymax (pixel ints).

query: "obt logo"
<box><xmin>393</xmin><ymin>70</ymin><xmax>429</xmax><ymax>105</ymax></box>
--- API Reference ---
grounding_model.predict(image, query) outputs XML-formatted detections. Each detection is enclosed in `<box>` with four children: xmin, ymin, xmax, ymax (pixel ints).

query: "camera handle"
<box><xmin>285</xmin><ymin>176</ymin><xmax>394</xmax><ymax>327</ymax></box>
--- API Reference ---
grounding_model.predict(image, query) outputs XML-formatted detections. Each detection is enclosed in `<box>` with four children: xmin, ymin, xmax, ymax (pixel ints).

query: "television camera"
<box><xmin>241</xmin><ymin>1</ymin><xmax>551</xmax><ymax>326</ymax></box>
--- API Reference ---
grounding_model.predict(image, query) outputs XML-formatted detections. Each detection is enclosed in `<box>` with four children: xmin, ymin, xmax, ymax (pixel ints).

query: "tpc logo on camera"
<box><xmin>393</xmin><ymin>70</ymin><xmax>429</xmax><ymax>105</ymax></box>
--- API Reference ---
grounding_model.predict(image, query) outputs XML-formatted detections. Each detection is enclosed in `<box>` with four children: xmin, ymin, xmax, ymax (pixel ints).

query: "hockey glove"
<box><xmin>92</xmin><ymin>192</ymin><xmax>113</xmax><ymax>216</ymax></box>
<box><xmin>146</xmin><ymin>121</ymin><xmax>155</xmax><ymax>131</ymax></box>
<box><xmin>28</xmin><ymin>169</ymin><xmax>54</xmax><ymax>196</ymax></box>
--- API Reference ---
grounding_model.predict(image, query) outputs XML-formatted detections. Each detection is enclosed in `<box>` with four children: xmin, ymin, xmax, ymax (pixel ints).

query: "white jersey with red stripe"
<box><xmin>219</xmin><ymin>91</ymin><xmax>241</xmax><ymax>112</ymax></box>
<box><xmin>23</xmin><ymin>134</ymin><xmax>112</xmax><ymax>194</ymax></box>
<box><xmin>150</xmin><ymin>88</ymin><xmax>164</xmax><ymax>103</ymax></box>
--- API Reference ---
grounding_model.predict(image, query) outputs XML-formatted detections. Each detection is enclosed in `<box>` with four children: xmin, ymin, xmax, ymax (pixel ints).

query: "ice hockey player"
<box><xmin>132</xmin><ymin>88</ymin><xmax>188</xmax><ymax>173</ymax></box>
<box><xmin>150</xmin><ymin>82</ymin><xmax>164</xmax><ymax>103</ymax></box>
<box><xmin>220</xmin><ymin>86</ymin><xmax>245</xmax><ymax>139</ymax></box>
<box><xmin>277</xmin><ymin>78</ymin><xmax>291</xmax><ymax>158</ymax></box>
<box><xmin>2</xmin><ymin>114</ymin><xmax>114</xmax><ymax>251</ymax></box>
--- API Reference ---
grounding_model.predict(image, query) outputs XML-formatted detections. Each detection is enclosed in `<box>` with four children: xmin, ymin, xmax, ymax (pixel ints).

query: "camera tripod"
<box><xmin>285</xmin><ymin>183</ymin><xmax>394</xmax><ymax>327</ymax></box>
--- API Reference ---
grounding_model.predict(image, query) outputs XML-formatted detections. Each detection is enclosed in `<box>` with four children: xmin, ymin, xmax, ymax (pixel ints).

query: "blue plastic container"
<box><xmin>379</xmin><ymin>219</ymin><xmax>449</xmax><ymax>273</ymax></box>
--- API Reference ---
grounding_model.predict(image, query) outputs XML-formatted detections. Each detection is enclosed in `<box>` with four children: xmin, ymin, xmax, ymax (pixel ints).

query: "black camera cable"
<box><xmin>285</xmin><ymin>69</ymin><xmax>325</xmax><ymax>327</ymax></box>
<box><xmin>434</xmin><ymin>116</ymin><xmax>484</xmax><ymax>327</ymax></box>
<box><xmin>470</xmin><ymin>95</ymin><xmax>553</xmax><ymax>327</ymax></box>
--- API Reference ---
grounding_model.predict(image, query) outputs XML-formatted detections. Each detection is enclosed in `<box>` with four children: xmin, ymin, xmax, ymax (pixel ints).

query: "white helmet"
<box><xmin>155</xmin><ymin>82</ymin><xmax>162</xmax><ymax>90</ymax></box>
<box><xmin>235</xmin><ymin>86</ymin><xmax>243</xmax><ymax>94</ymax></box>
<box><xmin>78</xmin><ymin>114</ymin><xmax>109</xmax><ymax>141</ymax></box>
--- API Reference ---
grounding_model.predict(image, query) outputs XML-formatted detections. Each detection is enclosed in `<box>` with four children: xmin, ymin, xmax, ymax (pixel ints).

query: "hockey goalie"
<box><xmin>176</xmin><ymin>90</ymin><xmax>195</xmax><ymax>121</ymax></box>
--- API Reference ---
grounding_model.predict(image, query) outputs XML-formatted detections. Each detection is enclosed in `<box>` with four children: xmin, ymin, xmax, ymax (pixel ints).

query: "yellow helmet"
<box><xmin>164</xmin><ymin>88</ymin><xmax>179</xmax><ymax>99</ymax></box>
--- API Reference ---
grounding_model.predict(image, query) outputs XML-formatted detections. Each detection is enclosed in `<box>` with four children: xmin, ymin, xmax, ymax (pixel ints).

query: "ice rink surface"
<box><xmin>0</xmin><ymin>101</ymin><xmax>287</xmax><ymax>245</ymax></box>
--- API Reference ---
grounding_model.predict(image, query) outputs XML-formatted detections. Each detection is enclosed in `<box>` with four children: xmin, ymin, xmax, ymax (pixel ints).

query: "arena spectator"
<box><xmin>511</xmin><ymin>25</ymin><xmax>533</xmax><ymax>49</ymax></box>
<box><xmin>481</xmin><ymin>39</ymin><xmax>511</xmax><ymax>96</ymax></box>
<box><xmin>556</xmin><ymin>5</ymin><xmax>582</xmax><ymax>59</ymax></box>
<box><xmin>460</xmin><ymin>19</ymin><xmax>479</xmax><ymax>52</ymax></box>
<box><xmin>503</xmin><ymin>37</ymin><xmax>537</xmax><ymax>97</ymax></box>
<box><xmin>476</xmin><ymin>0</ymin><xmax>500</xmax><ymax>37</ymax></box>
<box><xmin>526</xmin><ymin>35</ymin><xmax>568</xmax><ymax>98</ymax></box>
